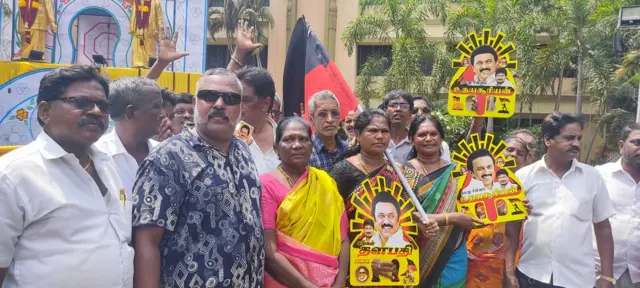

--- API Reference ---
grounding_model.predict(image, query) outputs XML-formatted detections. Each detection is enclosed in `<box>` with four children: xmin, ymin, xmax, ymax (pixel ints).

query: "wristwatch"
<box><xmin>597</xmin><ymin>275</ymin><xmax>617</xmax><ymax>285</ymax></box>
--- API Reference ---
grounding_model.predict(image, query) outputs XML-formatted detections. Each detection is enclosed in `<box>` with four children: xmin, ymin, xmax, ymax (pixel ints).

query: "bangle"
<box><xmin>444</xmin><ymin>213</ymin><xmax>449</xmax><ymax>226</ymax></box>
<box><xmin>231</xmin><ymin>54</ymin><xmax>244</xmax><ymax>67</ymax></box>
<box><xmin>597</xmin><ymin>275</ymin><xmax>616</xmax><ymax>285</ymax></box>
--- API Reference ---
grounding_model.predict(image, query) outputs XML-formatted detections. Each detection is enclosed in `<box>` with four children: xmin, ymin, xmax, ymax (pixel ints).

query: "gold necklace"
<box><xmin>277</xmin><ymin>166</ymin><xmax>295</xmax><ymax>187</ymax></box>
<box><xmin>83</xmin><ymin>158</ymin><xmax>93</xmax><ymax>170</ymax></box>
<box><xmin>416</xmin><ymin>158</ymin><xmax>438</xmax><ymax>176</ymax></box>
<box><xmin>358</xmin><ymin>154</ymin><xmax>371</xmax><ymax>174</ymax></box>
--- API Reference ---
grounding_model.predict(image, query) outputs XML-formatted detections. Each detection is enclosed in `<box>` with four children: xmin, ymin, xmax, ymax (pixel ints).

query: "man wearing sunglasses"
<box><xmin>96</xmin><ymin>77</ymin><xmax>165</xmax><ymax>215</ymax></box>
<box><xmin>132</xmin><ymin>68</ymin><xmax>264</xmax><ymax>288</ymax></box>
<box><xmin>0</xmin><ymin>66</ymin><xmax>134</xmax><ymax>287</ymax></box>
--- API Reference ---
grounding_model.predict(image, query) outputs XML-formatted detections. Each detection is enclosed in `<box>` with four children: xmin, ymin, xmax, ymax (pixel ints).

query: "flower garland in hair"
<box><xmin>18</xmin><ymin>0</ymin><xmax>40</xmax><ymax>43</ymax></box>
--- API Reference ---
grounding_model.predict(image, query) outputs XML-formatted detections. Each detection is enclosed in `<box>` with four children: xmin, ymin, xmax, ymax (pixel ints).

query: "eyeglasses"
<box><xmin>388</xmin><ymin>103</ymin><xmax>410</xmax><ymax>110</ymax></box>
<box><xmin>316</xmin><ymin>110</ymin><xmax>340</xmax><ymax>119</ymax></box>
<box><xmin>412</xmin><ymin>107</ymin><xmax>430</xmax><ymax>114</ymax></box>
<box><xmin>270</xmin><ymin>110</ymin><xmax>282</xmax><ymax>117</ymax></box>
<box><xmin>197</xmin><ymin>90</ymin><xmax>241</xmax><ymax>106</ymax></box>
<box><xmin>54</xmin><ymin>97</ymin><xmax>110</xmax><ymax>113</ymax></box>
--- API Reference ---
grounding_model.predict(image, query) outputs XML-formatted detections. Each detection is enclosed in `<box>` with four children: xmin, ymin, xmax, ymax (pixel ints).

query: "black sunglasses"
<box><xmin>197</xmin><ymin>90</ymin><xmax>241</xmax><ymax>106</ymax></box>
<box><xmin>270</xmin><ymin>110</ymin><xmax>282</xmax><ymax>117</ymax></box>
<box><xmin>54</xmin><ymin>97</ymin><xmax>110</xmax><ymax>113</ymax></box>
<box><xmin>412</xmin><ymin>107</ymin><xmax>431</xmax><ymax>114</ymax></box>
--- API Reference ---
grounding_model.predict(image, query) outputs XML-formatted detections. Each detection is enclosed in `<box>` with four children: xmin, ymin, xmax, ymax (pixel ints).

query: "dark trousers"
<box><xmin>516</xmin><ymin>269</ymin><xmax>565</xmax><ymax>288</ymax></box>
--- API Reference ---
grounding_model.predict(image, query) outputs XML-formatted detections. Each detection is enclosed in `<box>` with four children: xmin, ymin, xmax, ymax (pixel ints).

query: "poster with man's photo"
<box><xmin>451</xmin><ymin>133</ymin><xmax>527</xmax><ymax>224</ymax></box>
<box><xmin>447</xmin><ymin>28</ymin><xmax>518</xmax><ymax>118</ymax></box>
<box><xmin>348</xmin><ymin>168</ymin><xmax>420</xmax><ymax>286</ymax></box>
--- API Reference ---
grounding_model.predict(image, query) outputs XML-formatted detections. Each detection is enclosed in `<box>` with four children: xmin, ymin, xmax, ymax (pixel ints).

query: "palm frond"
<box><xmin>342</xmin><ymin>14</ymin><xmax>393</xmax><ymax>56</ymax></box>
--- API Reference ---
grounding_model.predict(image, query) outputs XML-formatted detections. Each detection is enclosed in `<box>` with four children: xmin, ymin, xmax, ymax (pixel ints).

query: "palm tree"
<box><xmin>341</xmin><ymin>0</ymin><xmax>448</xmax><ymax>103</ymax></box>
<box><xmin>443</xmin><ymin>0</ymin><xmax>545</xmax><ymax>132</ymax></box>
<box><xmin>207</xmin><ymin>0</ymin><xmax>274</xmax><ymax>67</ymax></box>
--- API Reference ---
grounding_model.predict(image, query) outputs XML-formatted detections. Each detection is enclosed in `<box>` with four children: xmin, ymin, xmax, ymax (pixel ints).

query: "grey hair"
<box><xmin>196</xmin><ymin>68</ymin><xmax>243</xmax><ymax>96</ymax></box>
<box><xmin>308</xmin><ymin>90</ymin><xmax>339</xmax><ymax>115</ymax></box>
<box><xmin>108</xmin><ymin>77</ymin><xmax>160</xmax><ymax>121</ymax></box>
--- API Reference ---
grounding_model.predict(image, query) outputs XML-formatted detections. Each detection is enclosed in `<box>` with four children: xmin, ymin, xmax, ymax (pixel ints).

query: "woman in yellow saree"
<box><xmin>261</xmin><ymin>117</ymin><xmax>350</xmax><ymax>288</ymax></box>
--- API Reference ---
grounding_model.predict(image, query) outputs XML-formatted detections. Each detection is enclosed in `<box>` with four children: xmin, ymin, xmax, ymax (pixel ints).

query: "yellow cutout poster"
<box><xmin>349</xmin><ymin>167</ymin><xmax>420</xmax><ymax>286</ymax></box>
<box><xmin>448</xmin><ymin>29</ymin><xmax>518</xmax><ymax>118</ymax></box>
<box><xmin>451</xmin><ymin>133</ymin><xmax>527</xmax><ymax>224</ymax></box>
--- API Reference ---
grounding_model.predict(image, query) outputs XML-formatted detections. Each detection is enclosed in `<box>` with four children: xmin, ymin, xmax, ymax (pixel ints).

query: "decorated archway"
<box><xmin>54</xmin><ymin>0</ymin><xmax>132</xmax><ymax>67</ymax></box>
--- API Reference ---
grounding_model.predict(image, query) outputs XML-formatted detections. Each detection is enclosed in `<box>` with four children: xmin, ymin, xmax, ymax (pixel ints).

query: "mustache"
<box><xmin>482</xmin><ymin>173</ymin><xmax>493</xmax><ymax>178</ymax></box>
<box><xmin>208</xmin><ymin>109</ymin><xmax>229</xmax><ymax>121</ymax></box>
<box><xmin>568</xmin><ymin>146</ymin><xmax>580</xmax><ymax>152</ymax></box>
<box><xmin>480</xmin><ymin>68</ymin><xmax>491</xmax><ymax>73</ymax></box>
<box><xmin>381</xmin><ymin>223</ymin><xmax>393</xmax><ymax>229</ymax></box>
<box><xmin>78</xmin><ymin>117</ymin><xmax>105</xmax><ymax>129</ymax></box>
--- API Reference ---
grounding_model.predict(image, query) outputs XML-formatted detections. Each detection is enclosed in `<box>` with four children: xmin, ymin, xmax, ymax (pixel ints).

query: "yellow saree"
<box><xmin>265</xmin><ymin>167</ymin><xmax>346</xmax><ymax>287</ymax></box>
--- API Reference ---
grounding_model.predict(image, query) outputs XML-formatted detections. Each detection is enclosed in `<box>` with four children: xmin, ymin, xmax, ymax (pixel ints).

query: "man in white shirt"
<box><xmin>595</xmin><ymin>123</ymin><xmax>640</xmax><ymax>287</ymax></box>
<box><xmin>504</xmin><ymin>112</ymin><xmax>615</xmax><ymax>288</ymax></box>
<box><xmin>495</xmin><ymin>169</ymin><xmax>515</xmax><ymax>190</ymax></box>
<box><xmin>0</xmin><ymin>66</ymin><xmax>134</xmax><ymax>287</ymax></box>
<box><xmin>227</xmin><ymin>26</ymin><xmax>279</xmax><ymax>174</ymax></box>
<box><xmin>235</xmin><ymin>67</ymin><xmax>279</xmax><ymax>174</ymax></box>
<box><xmin>95</xmin><ymin>77</ymin><xmax>164</xmax><ymax>204</ymax></box>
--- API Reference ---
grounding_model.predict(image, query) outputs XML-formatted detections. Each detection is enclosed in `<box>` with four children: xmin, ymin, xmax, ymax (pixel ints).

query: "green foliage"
<box><xmin>342</xmin><ymin>0</ymin><xmax>445</xmax><ymax>101</ymax></box>
<box><xmin>430</xmin><ymin>109</ymin><xmax>472</xmax><ymax>145</ymax></box>
<box><xmin>207</xmin><ymin>0</ymin><xmax>274</xmax><ymax>66</ymax></box>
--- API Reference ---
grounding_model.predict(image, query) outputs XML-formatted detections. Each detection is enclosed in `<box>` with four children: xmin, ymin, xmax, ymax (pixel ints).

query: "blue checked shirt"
<box><xmin>309</xmin><ymin>133</ymin><xmax>348</xmax><ymax>171</ymax></box>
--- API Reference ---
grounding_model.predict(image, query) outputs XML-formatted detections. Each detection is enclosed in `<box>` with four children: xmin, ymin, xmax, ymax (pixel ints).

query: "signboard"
<box><xmin>349</xmin><ymin>168</ymin><xmax>420</xmax><ymax>286</ymax></box>
<box><xmin>451</xmin><ymin>133</ymin><xmax>527</xmax><ymax>224</ymax></box>
<box><xmin>448</xmin><ymin>29</ymin><xmax>518</xmax><ymax>118</ymax></box>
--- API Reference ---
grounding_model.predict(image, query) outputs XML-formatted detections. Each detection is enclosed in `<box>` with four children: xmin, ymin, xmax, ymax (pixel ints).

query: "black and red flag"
<box><xmin>282</xmin><ymin>16</ymin><xmax>358</xmax><ymax>120</ymax></box>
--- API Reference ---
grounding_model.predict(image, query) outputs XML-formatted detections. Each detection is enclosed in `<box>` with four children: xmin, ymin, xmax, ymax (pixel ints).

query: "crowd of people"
<box><xmin>0</xmin><ymin>23</ymin><xmax>637</xmax><ymax>288</ymax></box>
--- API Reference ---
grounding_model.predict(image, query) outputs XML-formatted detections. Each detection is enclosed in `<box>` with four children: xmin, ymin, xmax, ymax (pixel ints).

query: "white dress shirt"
<box><xmin>96</xmin><ymin>129</ymin><xmax>157</xmax><ymax>202</ymax></box>
<box><xmin>596</xmin><ymin>159</ymin><xmax>640</xmax><ymax>283</ymax></box>
<box><xmin>0</xmin><ymin>132</ymin><xmax>134</xmax><ymax>288</ymax></box>
<box><xmin>515</xmin><ymin>157</ymin><xmax>615</xmax><ymax>288</ymax></box>
<box><xmin>248</xmin><ymin>118</ymin><xmax>280</xmax><ymax>175</ymax></box>
<box><xmin>372</xmin><ymin>229</ymin><xmax>410</xmax><ymax>248</ymax></box>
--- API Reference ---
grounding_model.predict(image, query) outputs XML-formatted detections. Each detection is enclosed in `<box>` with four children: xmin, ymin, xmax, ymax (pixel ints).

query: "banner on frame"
<box><xmin>447</xmin><ymin>29</ymin><xmax>518</xmax><ymax>118</ymax></box>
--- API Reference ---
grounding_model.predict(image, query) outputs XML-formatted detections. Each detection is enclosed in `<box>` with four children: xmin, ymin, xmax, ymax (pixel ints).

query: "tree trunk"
<box><xmin>554</xmin><ymin>69</ymin><xmax>565</xmax><ymax>111</ymax></box>
<box><xmin>575</xmin><ymin>53</ymin><xmax>584</xmax><ymax>116</ymax></box>
<box><xmin>517</xmin><ymin>95</ymin><xmax>525</xmax><ymax>128</ymax></box>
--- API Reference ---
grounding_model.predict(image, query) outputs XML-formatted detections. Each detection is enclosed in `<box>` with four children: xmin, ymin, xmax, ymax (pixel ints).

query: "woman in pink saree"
<box><xmin>261</xmin><ymin>117</ymin><xmax>350</xmax><ymax>288</ymax></box>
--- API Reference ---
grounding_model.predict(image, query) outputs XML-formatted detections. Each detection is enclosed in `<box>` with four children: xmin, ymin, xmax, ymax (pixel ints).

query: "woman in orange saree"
<box><xmin>261</xmin><ymin>117</ymin><xmax>350</xmax><ymax>288</ymax></box>
<box><xmin>465</xmin><ymin>136</ymin><xmax>530</xmax><ymax>287</ymax></box>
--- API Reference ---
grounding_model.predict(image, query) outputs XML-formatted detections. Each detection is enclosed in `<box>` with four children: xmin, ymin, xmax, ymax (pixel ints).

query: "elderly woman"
<box><xmin>466</xmin><ymin>136</ymin><xmax>530</xmax><ymax>288</ymax></box>
<box><xmin>329</xmin><ymin>109</ymin><xmax>439</xmax><ymax>285</ymax></box>
<box><xmin>402</xmin><ymin>115</ymin><xmax>484</xmax><ymax>288</ymax></box>
<box><xmin>261</xmin><ymin>117</ymin><xmax>349</xmax><ymax>288</ymax></box>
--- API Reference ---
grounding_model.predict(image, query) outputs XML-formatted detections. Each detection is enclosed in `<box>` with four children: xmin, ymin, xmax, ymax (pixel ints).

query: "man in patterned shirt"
<box><xmin>308</xmin><ymin>90</ymin><xmax>348</xmax><ymax>171</ymax></box>
<box><xmin>132</xmin><ymin>68</ymin><xmax>265</xmax><ymax>288</ymax></box>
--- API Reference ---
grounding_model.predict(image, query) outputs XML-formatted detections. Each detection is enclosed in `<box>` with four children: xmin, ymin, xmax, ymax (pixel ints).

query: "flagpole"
<box><xmin>356</xmin><ymin>105</ymin><xmax>429</xmax><ymax>220</ymax></box>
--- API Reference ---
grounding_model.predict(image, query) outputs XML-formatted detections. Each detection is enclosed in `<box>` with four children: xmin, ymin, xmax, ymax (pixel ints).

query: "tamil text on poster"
<box><xmin>348</xmin><ymin>168</ymin><xmax>420</xmax><ymax>286</ymax></box>
<box><xmin>451</xmin><ymin>133</ymin><xmax>527</xmax><ymax>224</ymax></box>
<box><xmin>448</xmin><ymin>29</ymin><xmax>518</xmax><ymax>118</ymax></box>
